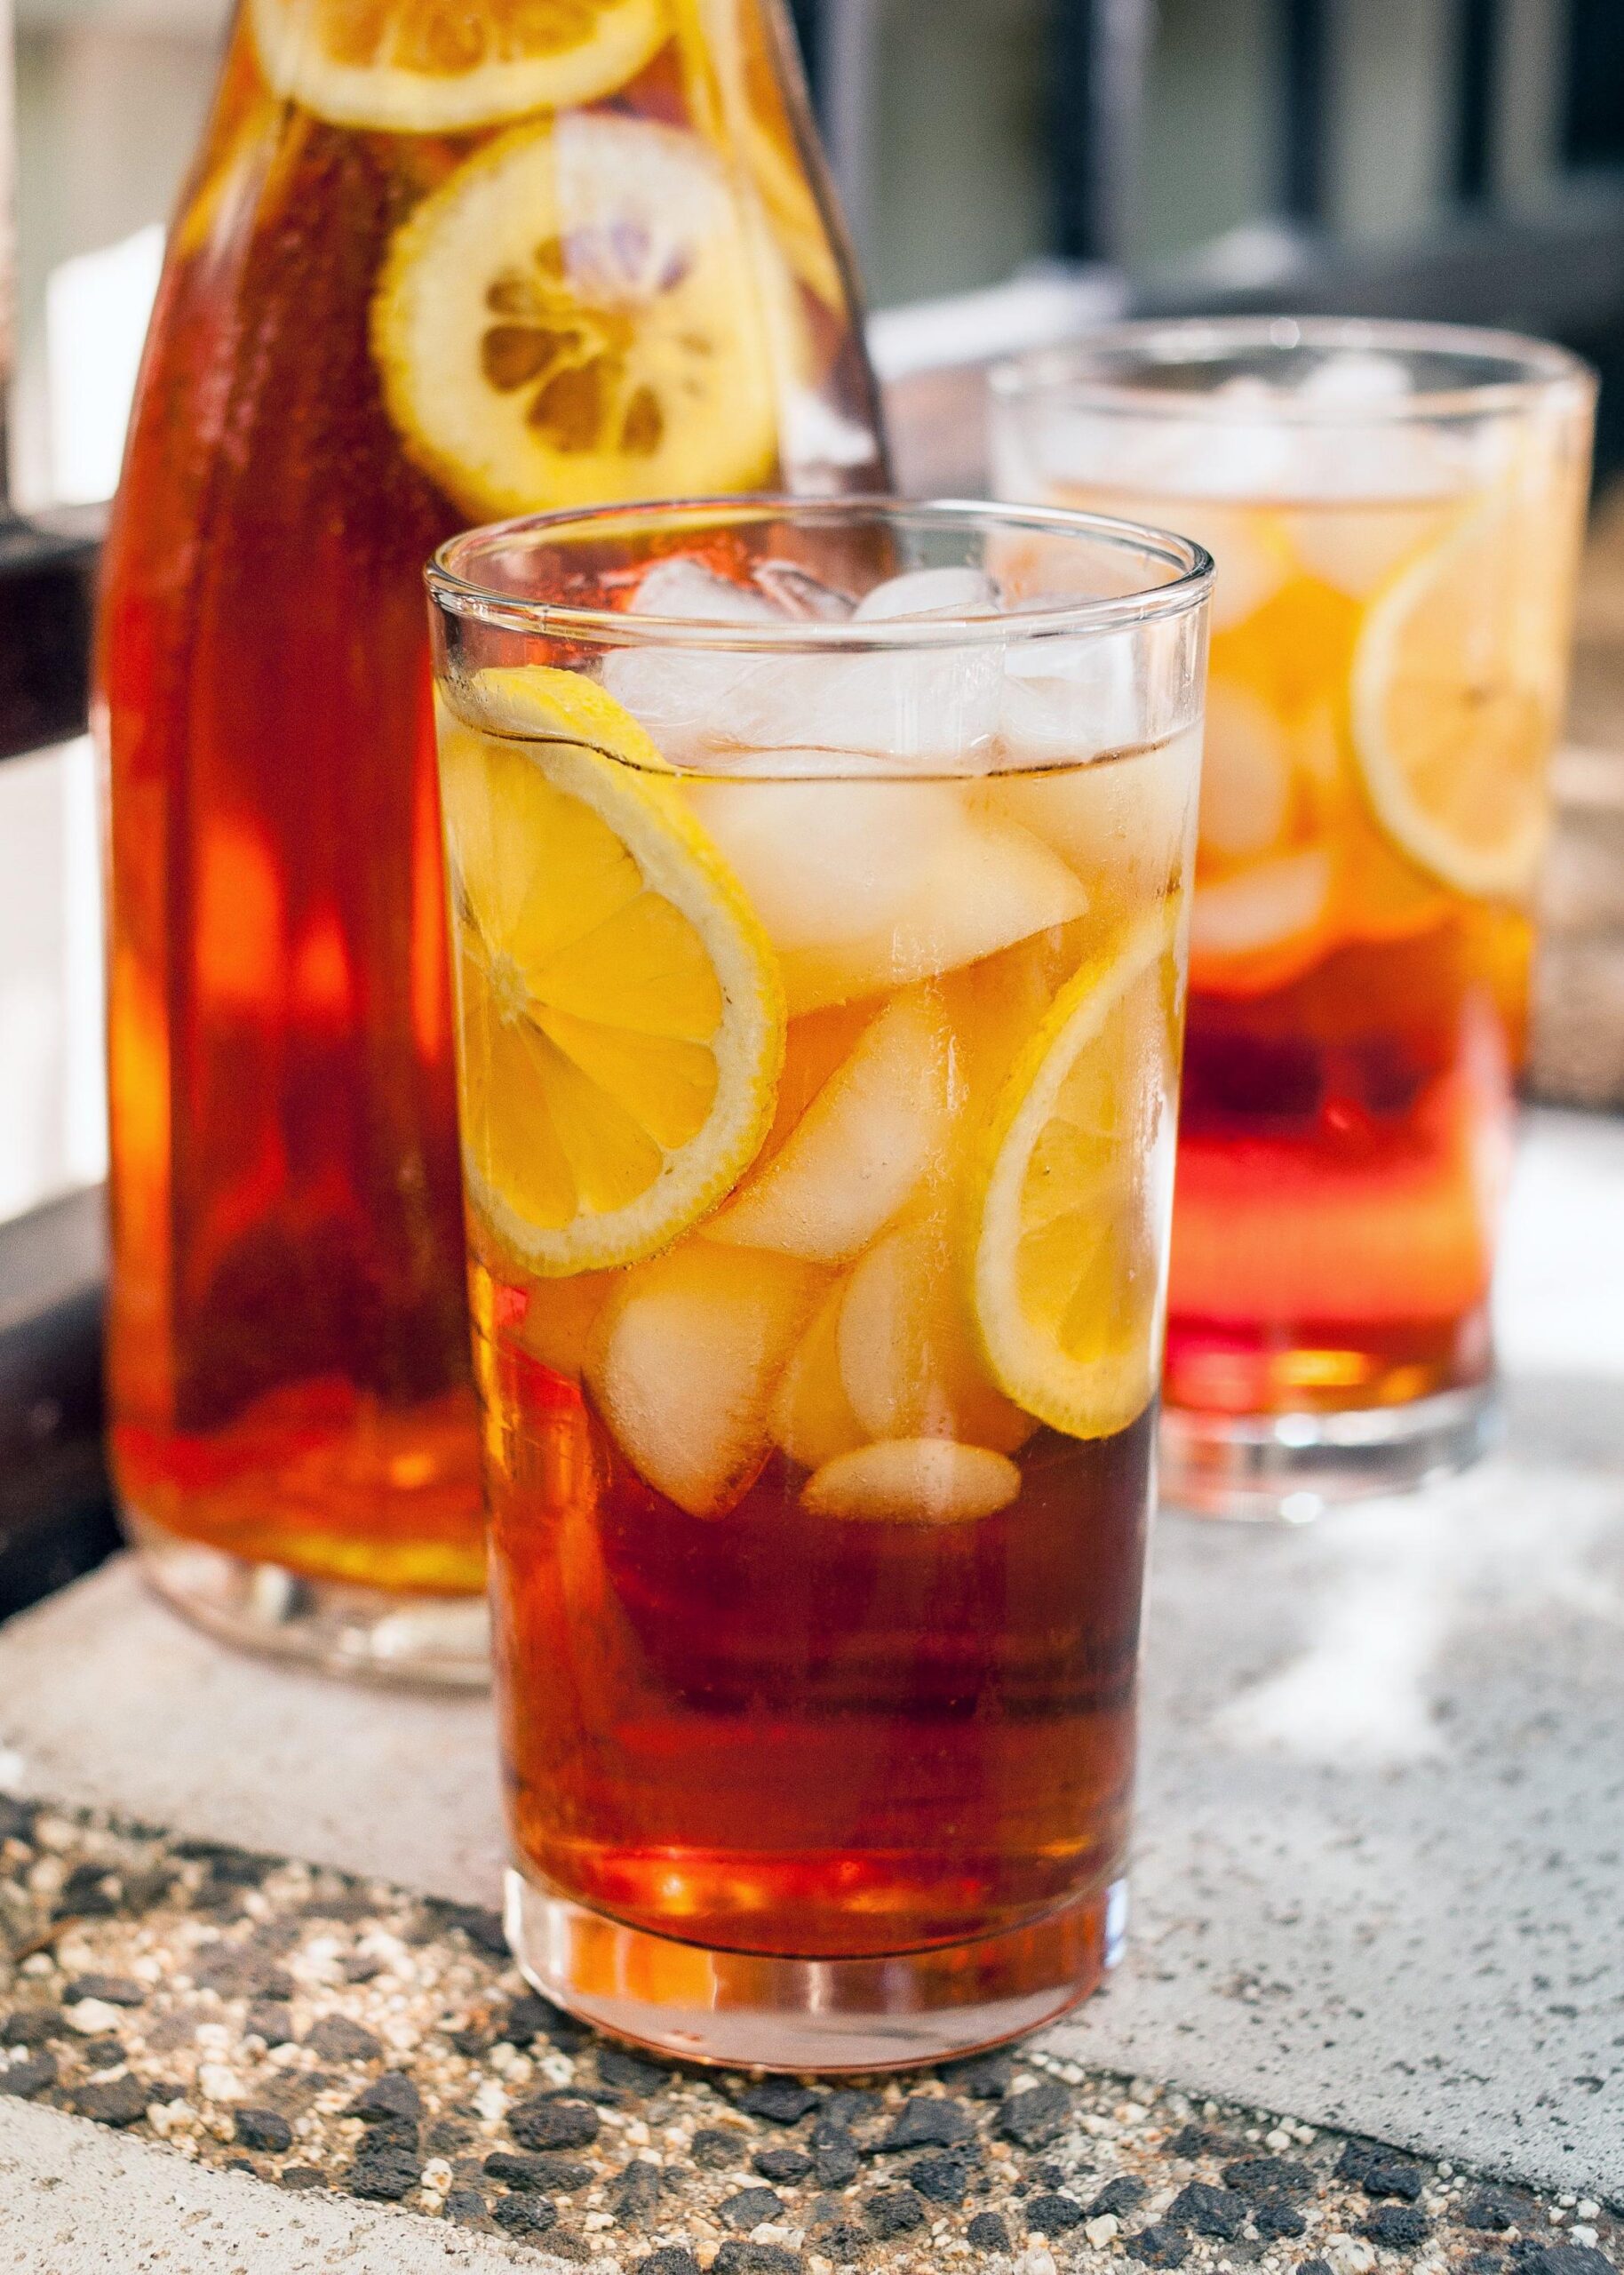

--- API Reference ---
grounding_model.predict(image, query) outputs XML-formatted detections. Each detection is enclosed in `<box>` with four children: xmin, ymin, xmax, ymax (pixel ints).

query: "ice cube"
<box><xmin>586</xmin><ymin>1242</ymin><xmax>822</xmax><ymax>1518</ymax></box>
<box><xmin>1158</xmin><ymin>496</ymin><xmax>1293</xmax><ymax>629</ymax></box>
<box><xmin>792</xmin><ymin>644</ymin><xmax>1005</xmax><ymax>768</ymax></box>
<box><xmin>1286</xmin><ymin>498</ymin><xmax>1454</xmax><ymax>597</ymax></box>
<box><xmin>628</xmin><ymin>556</ymin><xmax>784</xmax><ymax>623</ymax></box>
<box><xmin>801</xmin><ymin>1437</ymin><xmax>1021</xmax><ymax>1524</ymax></box>
<box><xmin>1271</xmin><ymin>359</ymin><xmax>1466</xmax><ymax>506</ymax></box>
<box><xmin>1079</xmin><ymin>380</ymin><xmax>1296</xmax><ymax>503</ymax></box>
<box><xmin>768</xmin><ymin>1274</ymin><xmax>868</xmax><ymax>1471</ymax></box>
<box><xmin>781</xmin><ymin>818</ymin><xmax>1086</xmax><ymax>1013</ymax></box>
<box><xmin>606</xmin><ymin>631</ymin><xmax>1004</xmax><ymax>770</ymax></box>
<box><xmin>853</xmin><ymin>566</ymin><xmax>998</xmax><ymax>621</ymax></box>
<box><xmin>684</xmin><ymin>777</ymin><xmax>970</xmax><ymax>950</ymax></box>
<box><xmin>975</xmin><ymin>729</ymin><xmax>1198</xmax><ymax>924</ymax></box>
<box><xmin>1286</xmin><ymin>419</ymin><xmax>1468</xmax><ymax>506</ymax></box>
<box><xmin>1198</xmin><ymin>682</ymin><xmax>1294</xmax><ymax>861</ymax></box>
<box><xmin>838</xmin><ymin>1217</ymin><xmax>1034</xmax><ymax>1453</ymax></box>
<box><xmin>601</xmin><ymin>562</ymin><xmax>784</xmax><ymax>764</ymax></box>
<box><xmin>752</xmin><ymin>559</ymin><xmax>856</xmax><ymax>619</ymax></box>
<box><xmin>1298</xmin><ymin>350</ymin><xmax>1412</xmax><ymax>406</ymax></box>
<box><xmin>687</xmin><ymin>774</ymin><xmax>1087</xmax><ymax>1010</ymax></box>
<box><xmin>939</xmin><ymin>932</ymin><xmax>1064</xmax><ymax>1123</ymax></box>
<box><xmin>1189</xmin><ymin>844</ymin><xmax>1333</xmax><ymax>968</ymax></box>
<box><xmin>611</xmin><ymin>559</ymin><xmax>1006</xmax><ymax>766</ymax></box>
<box><xmin>999</xmin><ymin>628</ymin><xmax>1141</xmax><ymax>763</ymax></box>
<box><xmin>710</xmin><ymin>991</ymin><xmax>956</xmax><ymax>1261</ymax></box>
<box><xmin>599</xmin><ymin>555</ymin><xmax>786</xmax><ymax>762</ymax></box>
<box><xmin>513</xmin><ymin>1268</ymin><xmax>616</xmax><ymax>1384</ymax></box>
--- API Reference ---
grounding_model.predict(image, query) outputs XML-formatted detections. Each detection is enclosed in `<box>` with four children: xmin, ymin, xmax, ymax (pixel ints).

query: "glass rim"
<box><xmin>426</xmin><ymin>494</ymin><xmax>1214</xmax><ymax>651</ymax></box>
<box><xmin>989</xmin><ymin>315</ymin><xmax>1597</xmax><ymax>426</ymax></box>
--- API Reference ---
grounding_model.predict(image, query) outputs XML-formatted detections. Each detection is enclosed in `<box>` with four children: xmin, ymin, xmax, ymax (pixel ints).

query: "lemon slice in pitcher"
<box><xmin>970</xmin><ymin>907</ymin><xmax>1179</xmax><ymax>1441</ymax></box>
<box><xmin>440</xmin><ymin>694</ymin><xmax>784</xmax><ymax>1273</ymax></box>
<box><xmin>251</xmin><ymin>0</ymin><xmax>670</xmax><ymax>132</ymax></box>
<box><xmin>1350</xmin><ymin>496</ymin><xmax>1557</xmax><ymax>898</ymax></box>
<box><xmin>374</xmin><ymin>113</ymin><xmax>788</xmax><ymax>519</ymax></box>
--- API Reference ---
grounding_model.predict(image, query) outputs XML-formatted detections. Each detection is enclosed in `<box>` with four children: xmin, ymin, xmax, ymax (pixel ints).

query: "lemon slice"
<box><xmin>671</xmin><ymin>0</ymin><xmax>845</xmax><ymax>309</ymax></box>
<box><xmin>251</xmin><ymin>0</ymin><xmax>669</xmax><ymax>132</ymax></box>
<box><xmin>441</xmin><ymin>700</ymin><xmax>784</xmax><ymax>1274</ymax></box>
<box><xmin>970</xmin><ymin>906</ymin><xmax>1179</xmax><ymax>1441</ymax></box>
<box><xmin>450</xmin><ymin>663</ymin><xmax>671</xmax><ymax>776</ymax></box>
<box><xmin>374</xmin><ymin>113</ymin><xmax>786</xmax><ymax>519</ymax></box>
<box><xmin>1350</xmin><ymin>496</ymin><xmax>1558</xmax><ymax>898</ymax></box>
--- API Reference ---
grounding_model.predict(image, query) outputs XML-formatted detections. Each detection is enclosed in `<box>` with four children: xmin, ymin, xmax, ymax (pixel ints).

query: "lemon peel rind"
<box><xmin>455</xmin><ymin>733</ymin><xmax>784</xmax><ymax>1276</ymax></box>
<box><xmin>249</xmin><ymin>0</ymin><xmax>671</xmax><ymax>133</ymax></box>
<box><xmin>970</xmin><ymin>905</ymin><xmax>1175</xmax><ymax>1442</ymax></box>
<box><xmin>1349</xmin><ymin>509</ymin><xmax>1550</xmax><ymax>902</ymax></box>
<box><xmin>448</xmin><ymin>667</ymin><xmax>676</xmax><ymax>777</ymax></box>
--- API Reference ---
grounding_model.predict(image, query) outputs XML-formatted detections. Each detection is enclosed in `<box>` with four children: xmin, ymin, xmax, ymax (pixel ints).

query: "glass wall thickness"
<box><xmin>992</xmin><ymin>320</ymin><xmax>1596</xmax><ymax>1519</ymax></box>
<box><xmin>428</xmin><ymin>498</ymin><xmax>1209</xmax><ymax>2066</ymax></box>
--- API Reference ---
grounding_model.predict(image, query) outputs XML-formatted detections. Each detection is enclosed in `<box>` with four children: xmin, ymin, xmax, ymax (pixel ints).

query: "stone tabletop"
<box><xmin>2</xmin><ymin>1106</ymin><xmax>1621</xmax><ymax>2275</ymax></box>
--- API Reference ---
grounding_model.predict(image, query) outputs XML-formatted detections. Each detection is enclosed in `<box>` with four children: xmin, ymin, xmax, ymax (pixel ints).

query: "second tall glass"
<box><xmin>429</xmin><ymin>497</ymin><xmax>1209</xmax><ymax>2066</ymax></box>
<box><xmin>993</xmin><ymin>320</ymin><xmax>1594</xmax><ymax>1519</ymax></box>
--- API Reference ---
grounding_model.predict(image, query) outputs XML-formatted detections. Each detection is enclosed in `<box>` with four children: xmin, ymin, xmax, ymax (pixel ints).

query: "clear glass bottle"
<box><xmin>97</xmin><ymin>0</ymin><xmax>887</xmax><ymax>1680</ymax></box>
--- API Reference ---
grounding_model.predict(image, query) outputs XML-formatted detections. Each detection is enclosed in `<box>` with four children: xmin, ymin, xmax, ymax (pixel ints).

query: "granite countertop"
<box><xmin>3</xmin><ymin>1109</ymin><xmax>1621</xmax><ymax>2271</ymax></box>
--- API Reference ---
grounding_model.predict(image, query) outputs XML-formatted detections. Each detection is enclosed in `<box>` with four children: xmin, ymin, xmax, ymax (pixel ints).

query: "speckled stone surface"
<box><xmin>2</xmin><ymin>1796</ymin><xmax>1620</xmax><ymax>2273</ymax></box>
<box><xmin>1063</xmin><ymin>1423</ymin><xmax>1624</xmax><ymax>2191</ymax></box>
<box><xmin>1057</xmin><ymin>1110</ymin><xmax>1624</xmax><ymax>2195</ymax></box>
<box><xmin>1</xmin><ymin>1111</ymin><xmax>1620</xmax><ymax>2253</ymax></box>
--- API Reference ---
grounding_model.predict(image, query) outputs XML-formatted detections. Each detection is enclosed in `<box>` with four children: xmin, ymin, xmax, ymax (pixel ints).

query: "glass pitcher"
<box><xmin>96</xmin><ymin>0</ymin><xmax>887</xmax><ymax>1682</ymax></box>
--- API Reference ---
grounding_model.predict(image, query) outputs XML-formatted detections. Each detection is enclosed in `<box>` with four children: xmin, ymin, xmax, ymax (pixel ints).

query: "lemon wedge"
<box><xmin>251</xmin><ymin>0</ymin><xmax>669</xmax><ymax>132</ymax></box>
<box><xmin>450</xmin><ymin>664</ymin><xmax>671</xmax><ymax>776</ymax></box>
<box><xmin>670</xmin><ymin>0</ymin><xmax>846</xmax><ymax>308</ymax></box>
<box><xmin>1350</xmin><ymin>495</ymin><xmax>1558</xmax><ymax>898</ymax></box>
<box><xmin>970</xmin><ymin>906</ymin><xmax>1180</xmax><ymax>1440</ymax></box>
<box><xmin>440</xmin><ymin>695</ymin><xmax>784</xmax><ymax>1273</ymax></box>
<box><xmin>374</xmin><ymin>113</ymin><xmax>787</xmax><ymax>519</ymax></box>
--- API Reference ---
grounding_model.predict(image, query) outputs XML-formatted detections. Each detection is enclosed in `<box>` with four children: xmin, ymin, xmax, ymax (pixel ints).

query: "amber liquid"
<box><xmin>480</xmin><ymin>1312</ymin><xmax>1150</xmax><ymax>1957</ymax></box>
<box><xmin>1047</xmin><ymin>477</ymin><xmax>1572</xmax><ymax>1423</ymax></box>
<box><xmin>1167</xmin><ymin>913</ymin><xmax>1522</xmax><ymax>1415</ymax></box>
<box><xmin>1167</xmin><ymin>531</ymin><xmax>1525</xmax><ymax>1418</ymax></box>
<box><xmin>99</xmin><ymin>18</ymin><xmax>883</xmax><ymax>1592</ymax></box>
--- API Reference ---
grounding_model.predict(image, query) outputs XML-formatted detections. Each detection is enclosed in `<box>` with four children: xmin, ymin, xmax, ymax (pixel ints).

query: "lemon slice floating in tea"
<box><xmin>1350</xmin><ymin>494</ymin><xmax>1558</xmax><ymax>898</ymax></box>
<box><xmin>439</xmin><ymin>673</ymin><xmax>784</xmax><ymax>1274</ymax></box>
<box><xmin>251</xmin><ymin>0</ymin><xmax>670</xmax><ymax>132</ymax></box>
<box><xmin>374</xmin><ymin>113</ymin><xmax>791</xmax><ymax>519</ymax></box>
<box><xmin>970</xmin><ymin>906</ymin><xmax>1180</xmax><ymax>1441</ymax></box>
<box><xmin>450</xmin><ymin>662</ymin><xmax>670</xmax><ymax>772</ymax></box>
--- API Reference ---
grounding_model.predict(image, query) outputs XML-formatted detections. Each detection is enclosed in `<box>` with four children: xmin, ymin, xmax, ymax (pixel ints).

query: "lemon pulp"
<box><xmin>252</xmin><ymin>0</ymin><xmax>671</xmax><ymax>132</ymax></box>
<box><xmin>373</xmin><ymin>113</ymin><xmax>792</xmax><ymax>520</ymax></box>
<box><xmin>441</xmin><ymin>676</ymin><xmax>784</xmax><ymax>1274</ymax></box>
<box><xmin>970</xmin><ymin>906</ymin><xmax>1181</xmax><ymax>1440</ymax></box>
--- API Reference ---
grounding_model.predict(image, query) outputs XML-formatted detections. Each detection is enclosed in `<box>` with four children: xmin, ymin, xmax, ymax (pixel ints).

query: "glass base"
<box><xmin>1158</xmin><ymin>1380</ymin><xmax>1497</xmax><ymax>1522</ymax></box>
<box><xmin>129</xmin><ymin>1514</ymin><xmax>490</xmax><ymax>1687</ymax></box>
<box><xmin>505</xmin><ymin>1861</ymin><xmax>1126</xmax><ymax>2072</ymax></box>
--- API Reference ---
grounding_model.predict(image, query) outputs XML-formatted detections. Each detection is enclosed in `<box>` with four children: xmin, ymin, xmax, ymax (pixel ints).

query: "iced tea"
<box><xmin>98</xmin><ymin>0</ymin><xmax>885</xmax><ymax>1668</ymax></box>
<box><xmin>993</xmin><ymin>324</ymin><xmax>1594</xmax><ymax>1514</ymax></box>
<box><xmin>430</xmin><ymin>499</ymin><xmax>1208</xmax><ymax>2065</ymax></box>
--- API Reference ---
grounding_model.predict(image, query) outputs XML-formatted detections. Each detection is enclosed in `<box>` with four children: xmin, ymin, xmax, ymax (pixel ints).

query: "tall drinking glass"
<box><xmin>428</xmin><ymin>498</ymin><xmax>1209</xmax><ymax>2066</ymax></box>
<box><xmin>992</xmin><ymin>321</ymin><xmax>1595</xmax><ymax>1520</ymax></box>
